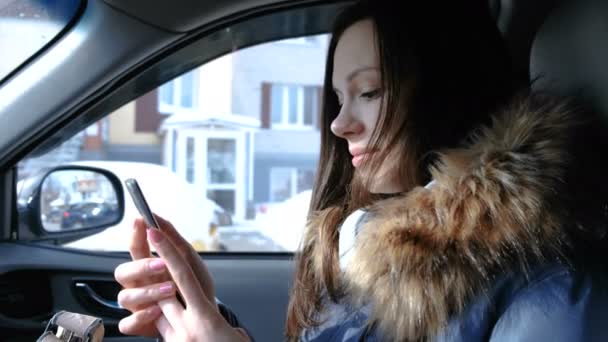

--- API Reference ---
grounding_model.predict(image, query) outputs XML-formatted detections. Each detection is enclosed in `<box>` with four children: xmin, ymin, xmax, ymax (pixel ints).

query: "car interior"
<box><xmin>0</xmin><ymin>0</ymin><xmax>607</xmax><ymax>341</ymax></box>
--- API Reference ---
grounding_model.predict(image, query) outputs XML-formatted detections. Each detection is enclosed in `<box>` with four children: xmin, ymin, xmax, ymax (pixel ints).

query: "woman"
<box><xmin>114</xmin><ymin>1</ymin><xmax>608</xmax><ymax>341</ymax></box>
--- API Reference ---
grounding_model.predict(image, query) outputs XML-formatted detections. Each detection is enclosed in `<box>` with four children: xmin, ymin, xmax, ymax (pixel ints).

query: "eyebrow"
<box><xmin>346</xmin><ymin>66</ymin><xmax>379</xmax><ymax>82</ymax></box>
<box><xmin>333</xmin><ymin>66</ymin><xmax>380</xmax><ymax>94</ymax></box>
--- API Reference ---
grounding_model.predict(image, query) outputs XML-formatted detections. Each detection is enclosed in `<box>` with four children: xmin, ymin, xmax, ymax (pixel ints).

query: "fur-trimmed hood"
<box><xmin>307</xmin><ymin>95</ymin><xmax>591</xmax><ymax>341</ymax></box>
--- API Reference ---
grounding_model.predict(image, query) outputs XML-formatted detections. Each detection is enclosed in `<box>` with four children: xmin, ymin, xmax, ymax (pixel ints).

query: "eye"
<box><xmin>360</xmin><ymin>89</ymin><xmax>381</xmax><ymax>100</ymax></box>
<box><xmin>335</xmin><ymin>95</ymin><xmax>344</xmax><ymax>107</ymax></box>
<box><xmin>333</xmin><ymin>89</ymin><xmax>344</xmax><ymax>106</ymax></box>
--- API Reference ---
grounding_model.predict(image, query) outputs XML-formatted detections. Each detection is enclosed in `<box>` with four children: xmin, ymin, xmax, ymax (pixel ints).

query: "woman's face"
<box><xmin>331</xmin><ymin>19</ymin><xmax>403</xmax><ymax>194</ymax></box>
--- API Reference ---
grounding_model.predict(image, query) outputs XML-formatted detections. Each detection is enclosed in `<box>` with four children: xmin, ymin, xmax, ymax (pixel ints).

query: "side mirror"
<box><xmin>17</xmin><ymin>166</ymin><xmax>124</xmax><ymax>243</ymax></box>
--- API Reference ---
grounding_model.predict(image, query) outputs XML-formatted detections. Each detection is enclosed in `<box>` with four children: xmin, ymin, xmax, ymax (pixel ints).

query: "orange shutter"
<box><xmin>135</xmin><ymin>89</ymin><xmax>163</xmax><ymax>132</ymax></box>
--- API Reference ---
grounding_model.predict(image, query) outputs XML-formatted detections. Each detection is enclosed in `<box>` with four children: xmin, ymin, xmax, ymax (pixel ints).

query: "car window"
<box><xmin>18</xmin><ymin>33</ymin><xmax>329</xmax><ymax>253</ymax></box>
<box><xmin>0</xmin><ymin>0</ymin><xmax>82</xmax><ymax>82</ymax></box>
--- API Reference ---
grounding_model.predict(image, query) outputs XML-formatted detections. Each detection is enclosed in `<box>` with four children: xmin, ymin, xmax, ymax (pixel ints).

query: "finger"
<box><xmin>155</xmin><ymin>214</ymin><xmax>201</xmax><ymax>263</ymax></box>
<box><xmin>114</xmin><ymin>258</ymin><xmax>169</xmax><ymax>288</ymax></box>
<box><xmin>155</xmin><ymin>314</ymin><xmax>175</xmax><ymax>340</ymax></box>
<box><xmin>155</xmin><ymin>214</ymin><xmax>217</xmax><ymax>301</ymax></box>
<box><xmin>157</xmin><ymin>297</ymin><xmax>185</xmax><ymax>330</ymax></box>
<box><xmin>235</xmin><ymin>328</ymin><xmax>251</xmax><ymax>340</ymax></box>
<box><xmin>118</xmin><ymin>305</ymin><xmax>162</xmax><ymax>336</ymax></box>
<box><xmin>155</xmin><ymin>215</ymin><xmax>195</xmax><ymax>257</ymax></box>
<box><xmin>130</xmin><ymin>218</ymin><xmax>151</xmax><ymax>260</ymax></box>
<box><xmin>148</xmin><ymin>228</ymin><xmax>216</xmax><ymax>316</ymax></box>
<box><xmin>117</xmin><ymin>281</ymin><xmax>176</xmax><ymax>312</ymax></box>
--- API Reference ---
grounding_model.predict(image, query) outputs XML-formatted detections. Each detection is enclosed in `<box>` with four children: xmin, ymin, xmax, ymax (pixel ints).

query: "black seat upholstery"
<box><xmin>529</xmin><ymin>0</ymin><xmax>608</xmax><ymax>253</ymax></box>
<box><xmin>530</xmin><ymin>0</ymin><xmax>608</xmax><ymax>115</ymax></box>
<box><xmin>491</xmin><ymin>0</ymin><xmax>562</xmax><ymax>78</ymax></box>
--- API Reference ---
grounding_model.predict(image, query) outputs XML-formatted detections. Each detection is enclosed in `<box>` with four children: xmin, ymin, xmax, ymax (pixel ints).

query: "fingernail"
<box><xmin>149</xmin><ymin>259</ymin><xmax>165</xmax><ymax>271</ymax></box>
<box><xmin>148</xmin><ymin>228</ymin><xmax>164</xmax><ymax>243</ymax></box>
<box><xmin>158</xmin><ymin>283</ymin><xmax>174</xmax><ymax>294</ymax></box>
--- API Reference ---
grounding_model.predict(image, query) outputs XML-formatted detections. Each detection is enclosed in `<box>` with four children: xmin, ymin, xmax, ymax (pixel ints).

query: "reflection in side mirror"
<box><xmin>40</xmin><ymin>170</ymin><xmax>120</xmax><ymax>232</ymax></box>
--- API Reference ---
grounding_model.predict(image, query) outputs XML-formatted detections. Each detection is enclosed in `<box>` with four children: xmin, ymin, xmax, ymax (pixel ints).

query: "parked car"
<box><xmin>60</xmin><ymin>201</ymin><xmax>119</xmax><ymax>230</ymax></box>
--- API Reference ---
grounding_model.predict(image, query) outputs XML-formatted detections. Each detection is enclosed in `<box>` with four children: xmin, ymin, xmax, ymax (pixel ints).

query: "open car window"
<box><xmin>18</xmin><ymin>25</ymin><xmax>330</xmax><ymax>252</ymax></box>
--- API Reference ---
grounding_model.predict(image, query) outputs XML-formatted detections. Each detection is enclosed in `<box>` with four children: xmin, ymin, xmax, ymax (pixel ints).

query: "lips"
<box><xmin>350</xmin><ymin>147</ymin><xmax>374</xmax><ymax>168</ymax></box>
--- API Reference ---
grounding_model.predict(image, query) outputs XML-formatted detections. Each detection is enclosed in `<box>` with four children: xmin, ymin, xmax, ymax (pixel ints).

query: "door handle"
<box><xmin>75</xmin><ymin>282</ymin><xmax>122</xmax><ymax>310</ymax></box>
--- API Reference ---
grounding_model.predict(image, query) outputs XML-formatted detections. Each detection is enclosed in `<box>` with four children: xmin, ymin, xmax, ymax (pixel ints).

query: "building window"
<box><xmin>270</xmin><ymin>167</ymin><xmax>314</xmax><ymax>202</ymax></box>
<box><xmin>158</xmin><ymin>70</ymin><xmax>198</xmax><ymax>113</ymax></box>
<box><xmin>186</xmin><ymin>137</ymin><xmax>195</xmax><ymax>183</ymax></box>
<box><xmin>207</xmin><ymin>138</ymin><xmax>238</xmax><ymax>215</ymax></box>
<box><xmin>180</xmin><ymin>72</ymin><xmax>195</xmax><ymax>108</ymax></box>
<box><xmin>207</xmin><ymin>139</ymin><xmax>236</xmax><ymax>184</ymax></box>
<box><xmin>159</xmin><ymin>81</ymin><xmax>174</xmax><ymax>106</ymax></box>
<box><xmin>270</xmin><ymin>84</ymin><xmax>319</xmax><ymax>129</ymax></box>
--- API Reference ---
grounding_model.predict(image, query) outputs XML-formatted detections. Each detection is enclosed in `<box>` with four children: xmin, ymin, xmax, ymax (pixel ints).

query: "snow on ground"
<box><xmin>59</xmin><ymin>161</ymin><xmax>312</xmax><ymax>252</ymax></box>
<box><xmin>227</xmin><ymin>190</ymin><xmax>311</xmax><ymax>252</ymax></box>
<box><xmin>63</xmin><ymin>161</ymin><xmax>217</xmax><ymax>251</ymax></box>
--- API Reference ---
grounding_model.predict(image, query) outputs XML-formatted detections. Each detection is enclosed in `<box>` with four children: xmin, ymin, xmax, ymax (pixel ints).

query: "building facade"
<box><xmin>160</xmin><ymin>35</ymin><xmax>328</xmax><ymax>220</ymax></box>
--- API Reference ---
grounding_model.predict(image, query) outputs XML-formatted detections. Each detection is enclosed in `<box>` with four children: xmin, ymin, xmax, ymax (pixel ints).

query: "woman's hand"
<box><xmin>146</xmin><ymin>223</ymin><xmax>250</xmax><ymax>341</ymax></box>
<box><xmin>114</xmin><ymin>215</ymin><xmax>220</xmax><ymax>337</ymax></box>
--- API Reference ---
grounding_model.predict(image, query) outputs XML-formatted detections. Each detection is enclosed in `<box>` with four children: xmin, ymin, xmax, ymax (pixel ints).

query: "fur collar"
<box><xmin>309</xmin><ymin>95</ymin><xmax>578</xmax><ymax>341</ymax></box>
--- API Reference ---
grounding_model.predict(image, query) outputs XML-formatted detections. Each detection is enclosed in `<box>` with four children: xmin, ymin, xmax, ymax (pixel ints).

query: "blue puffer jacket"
<box><xmin>300</xmin><ymin>262</ymin><xmax>608</xmax><ymax>341</ymax></box>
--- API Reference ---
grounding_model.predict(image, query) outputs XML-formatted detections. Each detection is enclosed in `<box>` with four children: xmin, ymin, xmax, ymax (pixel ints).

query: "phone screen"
<box><xmin>124</xmin><ymin>178</ymin><xmax>160</xmax><ymax>229</ymax></box>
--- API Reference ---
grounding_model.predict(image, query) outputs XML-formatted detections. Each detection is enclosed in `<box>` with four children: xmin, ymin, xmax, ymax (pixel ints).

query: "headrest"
<box><xmin>530</xmin><ymin>0</ymin><xmax>608</xmax><ymax>114</ymax></box>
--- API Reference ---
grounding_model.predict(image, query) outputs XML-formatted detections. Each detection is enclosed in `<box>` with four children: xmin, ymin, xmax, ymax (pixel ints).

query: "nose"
<box><xmin>330</xmin><ymin>103</ymin><xmax>364</xmax><ymax>139</ymax></box>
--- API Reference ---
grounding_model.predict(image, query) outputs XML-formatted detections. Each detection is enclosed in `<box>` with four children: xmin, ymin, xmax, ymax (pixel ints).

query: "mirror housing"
<box><xmin>17</xmin><ymin>165</ymin><xmax>125</xmax><ymax>244</ymax></box>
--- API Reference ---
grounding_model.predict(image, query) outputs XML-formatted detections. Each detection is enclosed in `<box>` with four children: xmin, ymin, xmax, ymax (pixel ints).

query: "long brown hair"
<box><xmin>286</xmin><ymin>0</ymin><xmax>519</xmax><ymax>338</ymax></box>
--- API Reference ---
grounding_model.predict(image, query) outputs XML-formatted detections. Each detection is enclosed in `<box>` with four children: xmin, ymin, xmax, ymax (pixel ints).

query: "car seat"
<box><xmin>529</xmin><ymin>0</ymin><xmax>608</xmax><ymax>255</ymax></box>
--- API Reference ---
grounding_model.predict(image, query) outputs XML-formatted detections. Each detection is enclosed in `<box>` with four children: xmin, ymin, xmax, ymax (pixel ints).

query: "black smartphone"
<box><xmin>124</xmin><ymin>178</ymin><xmax>160</xmax><ymax>230</ymax></box>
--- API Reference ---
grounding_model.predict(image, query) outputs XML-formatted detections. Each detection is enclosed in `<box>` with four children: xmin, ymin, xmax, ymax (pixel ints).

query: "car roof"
<box><xmin>0</xmin><ymin>0</ymin><xmax>560</xmax><ymax>168</ymax></box>
<box><xmin>104</xmin><ymin>0</ymin><xmax>292</xmax><ymax>33</ymax></box>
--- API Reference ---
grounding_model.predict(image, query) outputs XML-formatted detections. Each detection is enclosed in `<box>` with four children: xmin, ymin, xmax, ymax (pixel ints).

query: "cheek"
<box><xmin>360</xmin><ymin>101</ymin><xmax>383</xmax><ymax>132</ymax></box>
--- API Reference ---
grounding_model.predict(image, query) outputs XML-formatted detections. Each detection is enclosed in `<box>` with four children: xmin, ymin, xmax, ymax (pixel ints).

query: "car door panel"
<box><xmin>0</xmin><ymin>242</ymin><xmax>293</xmax><ymax>341</ymax></box>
